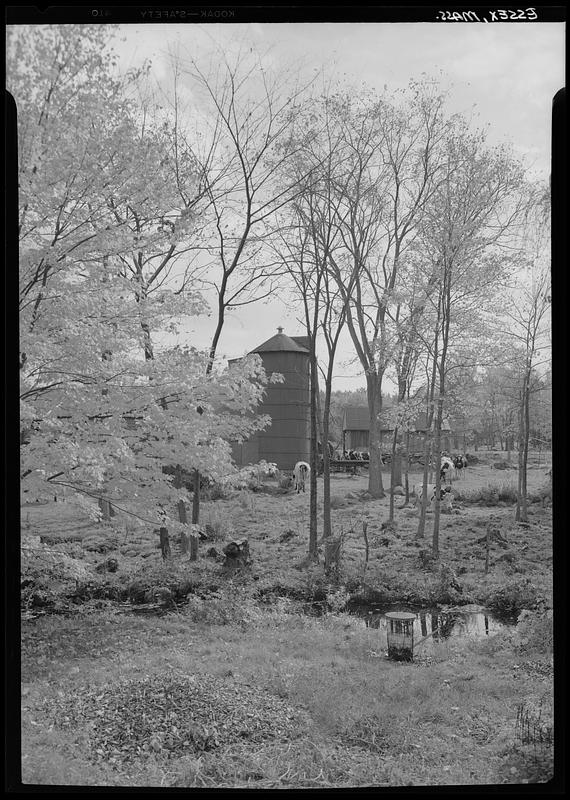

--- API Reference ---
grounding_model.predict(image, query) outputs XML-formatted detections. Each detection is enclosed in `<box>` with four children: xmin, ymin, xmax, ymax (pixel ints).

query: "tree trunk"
<box><xmin>416</xmin><ymin>431</ymin><xmax>431</xmax><ymax>540</ymax></box>
<box><xmin>403</xmin><ymin>430</ymin><xmax>411</xmax><ymax>506</ymax></box>
<box><xmin>324</xmin><ymin>538</ymin><xmax>341</xmax><ymax>573</ymax></box>
<box><xmin>432</xmin><ymin>396</ymin><xmax>444</xmax><ymax>557</ymax></box>
<box><xmin>308</xmin><ymin>345</ymin><xmax>319</xmax><ymax>559</ymax></box>
<box><xmin>389</xmin><ymin>426</ymin><xmax>398</xmax><ymax>522</ymax></box>
<box><xmin>366</xmin><ymin>373</ymin><xmax>385</xmax><ymax>498</ymax></box>
<box><xmin>192</xmin><ymin>470</ymin><xmax>200</xmax><ymax>524</ymax></box>
<box><xmin>516</xmin><ymin>372</ymin><xmax>531</xmax><ymax>523</ymax></box>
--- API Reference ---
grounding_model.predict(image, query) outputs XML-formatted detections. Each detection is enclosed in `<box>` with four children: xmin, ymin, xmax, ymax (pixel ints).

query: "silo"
<box><xmin>252</xmin><ymin>327</ymin><xmax>311</xmax><ymax>471</ymax></box>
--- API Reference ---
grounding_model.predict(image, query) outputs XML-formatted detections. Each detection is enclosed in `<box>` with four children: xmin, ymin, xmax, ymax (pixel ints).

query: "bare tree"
<box><xmin>164</xmin><ymin>46</ymin><xmax>321</xmax><ymax>519</ymax></box>
<box><xmin>412</xmin><ymin>124</ymin><xmax>528</xmax><ymax>553</ymax></box>
<box><xmin>501</xmin><ymin>189</ymin><xmax>551</xmax><ymax>522</ymax></box>
<box><xmin>325</xmin><ymin>80</ymin><xmax>454</xmax><ymax>498</ymax></box>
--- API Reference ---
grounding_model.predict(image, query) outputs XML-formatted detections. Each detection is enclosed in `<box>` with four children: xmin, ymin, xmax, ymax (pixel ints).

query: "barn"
<box><xmin>342</xmin><ymin>406</ymin><xmax>453</xmax><ymax>454</ymax></box>
<box><xmin>230</xmin><ymin>328</ymin><xmax>311</xmax><ymax>471</ymax></box>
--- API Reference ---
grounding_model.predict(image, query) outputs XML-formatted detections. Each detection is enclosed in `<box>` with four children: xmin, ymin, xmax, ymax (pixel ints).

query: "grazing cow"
<box><xmin>293</xmin><ymin>461</ymin><xmax>310</xmax><ymax>493</ymax></box>
<box><xmin>415</xmin><ymin>483</ymin><xmax>453</xmax><ymax>509</ymax></box>
<box><xmin>440</xmin><ymin>456</ymin><xmax>456</xmax><ymax>484</ymax></box>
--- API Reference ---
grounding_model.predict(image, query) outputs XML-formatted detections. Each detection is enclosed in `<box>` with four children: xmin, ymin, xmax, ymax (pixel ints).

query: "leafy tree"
<box><xmin>14</xmin><ymin>24</ymin><xmax>271</xmax><ymax>533</ymax></box>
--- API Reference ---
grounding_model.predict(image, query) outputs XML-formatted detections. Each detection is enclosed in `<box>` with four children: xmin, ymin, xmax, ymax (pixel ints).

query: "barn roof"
<box><xmin>343</xmin><ymin>406</ymin><xmax>451</xmax><ymax>432</ymax></box>
<box><xmin>342</xmin><ymin>406</ymin><xmax>370</xmax><ymax>431</ymax></box>
<box><xmin>252</xmin><ymin>327</ymin><xmax>309</xmax><ymax>354</ymax></box>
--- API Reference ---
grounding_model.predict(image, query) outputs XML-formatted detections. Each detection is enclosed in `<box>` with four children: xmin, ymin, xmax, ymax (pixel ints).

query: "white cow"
<box><xmin>293</xmin><ymin>461</ymin><xmax>310</xmax><ymax>493</ymax></box>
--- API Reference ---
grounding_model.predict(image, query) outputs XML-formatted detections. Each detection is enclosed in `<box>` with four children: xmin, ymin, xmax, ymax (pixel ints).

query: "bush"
<box><xmin>205</xmin><ymin>482</ymin><xmax>233</xmax><ymax>501</ymax></box>
<box><xmin>21</xmin><ymin>540</ymin><xmax>94</xmax><ymax>608</ymax></box>
<box><xmin>479</xmin><ymin>484</ymin><xmax>500</xmax><ymax>506</ymax></box>
<box><xmin>497</xmin><ymin>483</ymin><xmax>518</xmax><ymax>503</ymax></box>
<box><xmin>221</xmin><ymin>461</ymin><xmax>279</xmax><ymax>492</ymax></box>
<box><xmin>515</xmin><ymin>609</ymin><xmax>553</xmax><ymax>654</ymax></box>
<box><xmin>183</xmin><ymin>588</ymin><xmax>262</xmax><ymax>626</ymax></box>
<box><xmin>486</xmin><ymin>578</ymin><xmax>541</xmax><ymax>618</ymax></box>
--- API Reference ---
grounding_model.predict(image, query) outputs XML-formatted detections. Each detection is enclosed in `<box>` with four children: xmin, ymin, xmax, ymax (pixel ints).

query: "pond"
<box><xmin>349</xmin><ymin>606</ymin><xmax>512</xmax><ymax>656</ymax></box>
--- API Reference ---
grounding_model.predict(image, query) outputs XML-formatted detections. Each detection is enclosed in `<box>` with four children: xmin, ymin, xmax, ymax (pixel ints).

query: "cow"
<box><xmin>453</xmin><ymin>454</ymin><xmax>468</xmax><ymax>478</ymax></box>
<box><xmin>415</xmin><ymin>483</ymin><xmax>453</xmax><ymax>510</ymax></box>
<box><xmin>293</xmin><ymin>461</ymin><xmax>310</xmax><ymax>493</ymax></box>
<box><xmin>440</xmin><ymin>456</ymin><xmax>456</xmax><ymax>484</ymax></box>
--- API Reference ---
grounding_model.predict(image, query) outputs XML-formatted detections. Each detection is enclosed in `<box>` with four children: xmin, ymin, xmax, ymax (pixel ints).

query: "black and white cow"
<box><xmin>440</xmin><ymin>456</ymin><xmax>456</xmax><ymax>484</ymax></box>
<box><xmin>415</xmin><ymin>483</ymin><xmax>453</xmax><ymax>509</ymax></box>
<box><xmin>293</xmin><ymin>461</ymin><xmax>310</xmax><ymax>493</ymax></box>
<box><xmin>453</xmin><ymin>454</ymin><xmax>468</xmax><ymax>478</ymax></box>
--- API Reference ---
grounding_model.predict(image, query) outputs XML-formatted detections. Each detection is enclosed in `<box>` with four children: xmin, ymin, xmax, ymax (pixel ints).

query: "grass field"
<box><xmin>18</xmin><ymin>452</ymin><xmax>555</xmax><ymax>788</ymax></box>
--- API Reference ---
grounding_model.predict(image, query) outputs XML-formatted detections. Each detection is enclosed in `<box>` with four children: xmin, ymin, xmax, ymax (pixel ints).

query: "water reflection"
<box><xmin>354</xmin><ymin>608</ymin><xmax>507</xmax><ymax>653</ymax></box>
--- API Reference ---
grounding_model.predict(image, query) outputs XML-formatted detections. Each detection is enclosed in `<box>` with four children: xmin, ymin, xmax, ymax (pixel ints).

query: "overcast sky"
<box><xmin>115</xmin><ymin>21</ymin><xmax>564</xmax><ymax>390</ymax></box>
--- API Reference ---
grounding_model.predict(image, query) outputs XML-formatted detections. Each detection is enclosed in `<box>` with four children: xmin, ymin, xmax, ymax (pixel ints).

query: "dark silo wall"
<box><xmin>231</xmin><ymin>437</ymin><xmax>259</xmax><ymax>468</ymax></box>
<box><xmin>257</xmin><ymin>350</ymin><xmax>310</xmax><ymax>470</ymax></box>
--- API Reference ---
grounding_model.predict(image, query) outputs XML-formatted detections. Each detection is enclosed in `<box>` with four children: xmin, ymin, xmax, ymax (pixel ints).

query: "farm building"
<box><xmin>230</xmin><ymin>328</ymin><xmax>311</xmax><ymax>471</ymax></box>
<box><xmin>342</xmin><ymin>406</ymin><xmax>453</xmax><ymax>454</ymax></box>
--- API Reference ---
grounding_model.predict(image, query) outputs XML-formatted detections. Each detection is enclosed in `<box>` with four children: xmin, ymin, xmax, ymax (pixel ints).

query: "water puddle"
<box><xmin>350</xmin><ymin>606</ymin><xmax>511</xmax><ymax>655</ymax></box>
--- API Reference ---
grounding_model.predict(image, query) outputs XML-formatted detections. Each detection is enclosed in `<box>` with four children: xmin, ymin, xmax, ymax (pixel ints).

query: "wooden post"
<box><xmin>98</xmin><ymin>498</ymin><xmax>114</xmax><ymax>520</ymax></box>
<box><xmin>160</xmin><ymin>527</ymin><xmax>171</xmax><ymax>561</ymax></box>
<box><xmin>189</xmin><ymin>534</ymin><xmax>199</xmax><ymax>561</ymax></box>
<box><xmin>178</xmin><ymin>499</ymin><xmax>187</xmax><ymax>523</ymax></box>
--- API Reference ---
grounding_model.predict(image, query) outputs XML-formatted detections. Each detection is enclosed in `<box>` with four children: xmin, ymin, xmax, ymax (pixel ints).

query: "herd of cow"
<box><xmin>292</xmin><ymin>453</ymin><xmax>469</xmax><ymax>497</ymax></box>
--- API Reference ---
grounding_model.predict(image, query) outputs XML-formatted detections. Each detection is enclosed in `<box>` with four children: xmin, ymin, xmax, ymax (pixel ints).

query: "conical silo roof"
<box><xmin>252</xmin><ymin>327</ymin><xmax>309</xmax><ymax>354</ymax></box>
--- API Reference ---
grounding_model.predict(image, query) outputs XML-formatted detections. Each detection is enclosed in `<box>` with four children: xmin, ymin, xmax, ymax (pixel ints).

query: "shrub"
<box><xmin>205</xmin><ymin>482</ymin><xmax>233</xmax><ymax>501</ymax></box>
<box><xmin>515</xmin><ymin>609</ymin><xmax>553</xmax><ymax>654</ymax></box>
<box><xmin>479</xmin><ymin>484</ymin><xmax>500</xmax><ymax>506</ymax></box>
<box><xmin>497</xmin><ymin>483</ymin><xmax>518</xmax><ymax>503</ymax></box>
<box><xmin>21</xmin><ymin>540</ymin><xmax>93</xmax><ymax>608</ymax></box>
<box><xmin>325</xmin><ymin>588</ymin><xmax>350</xmax><ymax>614</ymax></box>
<box><xmin>486</xmin><ymin>578</ymin><xmax>541</xmax><ymax>618</ymax></box>
<box><xmin>221</xmin><ymin>461</ymin><xmax>279</xmax><ymax>492</ymax></box>
<box><xmin>203</xmin><ymin>510</ymin><xmax>230</xmax><ymax>542</ymax></box>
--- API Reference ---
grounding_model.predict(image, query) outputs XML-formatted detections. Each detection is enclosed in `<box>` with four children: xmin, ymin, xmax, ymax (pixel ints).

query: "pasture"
<box><xmin>19</xmin><ymin>452</ymin><xmax>555</xmax><ymax>788</ymax></box>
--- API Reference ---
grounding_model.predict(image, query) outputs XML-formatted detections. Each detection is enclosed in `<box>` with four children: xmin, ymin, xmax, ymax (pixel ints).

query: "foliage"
<box><xmin>514</xmin><ymin>609</ymin><xmax>553</xmax><ymax>654</ymax></box>
<box><xmin>220</xmin><ymin>461</ymin><xmax>279</xmax><ymax>492</ymax></box>
<box><xmin>485</xmin><ymin>579</ymin><xmax>541</xmax><ymax>618</ymax></box>
<box><xmin>21</xmin><ymin>538</ymin><xmax>93</xmax><ymax>608</ymax></box>
<box><xmin>12</xmin><ymin>24</ymin><xmax>273</xmax><ymax>532</ymax></box>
